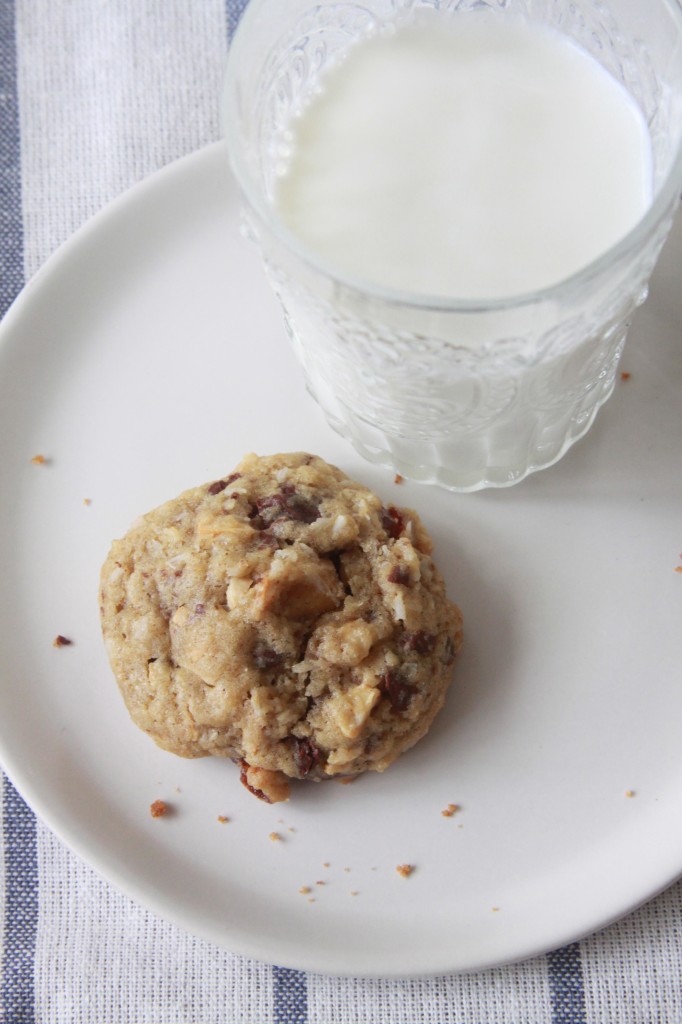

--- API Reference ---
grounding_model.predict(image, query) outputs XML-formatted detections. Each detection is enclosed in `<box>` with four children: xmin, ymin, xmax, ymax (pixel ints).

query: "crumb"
<box><xmin>299</xmin><ymin>886</ymin><xmax>311</xmax><ymax>895</ymax></box>
<box><xmin>322</xmin><ymin>862</ymin><xmax>331</xmax><ymax>868</ymax></box>
<box><xmin>83</xmin><ymin>498</ymin><xmax>92</xmax><ymax>506</ymax></box>
<box><xmin>307</xmin><ymin>898</ymin><xmax>316</xmax><ymax>904</ymax></box>
<box><xmin>675</xmin><ymin>566</ymin><xmax>682</xmax><ymax>574</ymax></box>
<box><xmin>30</xmin><ymin>454</ymin><xmax>47</xmax><ymax>465</ymax></box>
<box><xmin>394</xmin><ymin>473</ymin><xmax>404</xmax><ymax>484</ymax></box>
<box><xmin>396</xmin><ymin>864</ymin><xmax>414</xmax><ymax>878</ymax></box>
<box><xmin>288</xmin><ymin>827</ymin><xmax>296</xmax><ymax>833</ymax></box>
<box><xmin>217</xmin><ymin>815</ymin><xmax>230</xmax><ymax>824</ymax></box>
<box><xmin>620</xmin><ymin>371</ymin><xmax>632</xmax><ymax>381</ymax></box>
<box><xmin>338</xmin><ymin>776</ymin><xmax>357</xmax><ymax>785</ymax></box>
<box><xmin>625</xmin><ymin>790</ymin><xmax>636</xmax><ymax>798</ymax></box>
<box><xmin>52</xmin><ymin>635</ymin><xmax>73</xmax><ymax>648</ymax></box>
<box><xmin>350</xmin><ymin>890</ymin><xmax>359</xmax><ymax>896</ymax></box>
<box><xmin>441</xmin><ymin>803</ymin><xmax>459</xmax><ymax>817</ymax></box>
<box><xmin>343</xmin><ymin>867</ymin><xmax>351</xmax><ymax>873</ymax></box>
<box><xmin>269</xmin><ymin>831</ymin><xmax>282</xmax><ymax>842</ymax></box>
<box><xmin>492</xmin><ymin>906</ymin><xmax>500</xmax><ymax>912</ymax></box>
<box><xmin>150</xmin><ymin>799</ymin><xmax>168</xmax><ymax>818</ymax></box>
<box><xmin>315</xmin><ymin>880</ymin><xmax>325</xmax><ymax>886</ymax></box>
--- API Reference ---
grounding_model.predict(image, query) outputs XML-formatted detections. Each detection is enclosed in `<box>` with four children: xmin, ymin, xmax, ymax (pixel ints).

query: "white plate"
<box><xmin>1</xmin><ymin>142</ymin><xmax>681</xmax><ymax>978</ymax></box>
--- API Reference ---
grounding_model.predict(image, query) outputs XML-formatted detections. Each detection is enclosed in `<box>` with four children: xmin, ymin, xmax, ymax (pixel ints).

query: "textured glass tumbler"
<box><xmin>223</xmin><ymin>0</ymin><xmax>682</xmax><ymax>491</ymax></box>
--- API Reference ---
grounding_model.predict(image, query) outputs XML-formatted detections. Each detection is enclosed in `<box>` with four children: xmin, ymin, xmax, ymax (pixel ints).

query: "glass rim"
<box><xmin>222</xmin><ymin>0</ymin><xmax>682</xmax><ymax>314</ymax></box>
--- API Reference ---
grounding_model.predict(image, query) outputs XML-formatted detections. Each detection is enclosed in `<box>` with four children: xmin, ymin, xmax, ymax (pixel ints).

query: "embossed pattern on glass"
<box><xmin>224</xmin><ymin>0</ymin><xmax>682</xmax><ymax>490</ymax></box>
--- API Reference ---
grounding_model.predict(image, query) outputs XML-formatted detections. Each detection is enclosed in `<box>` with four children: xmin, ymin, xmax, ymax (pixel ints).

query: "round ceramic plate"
<box><xmin>0</xmin><ymin>142</ymin><xmax>681</xmax><ymax>978</ymax></box>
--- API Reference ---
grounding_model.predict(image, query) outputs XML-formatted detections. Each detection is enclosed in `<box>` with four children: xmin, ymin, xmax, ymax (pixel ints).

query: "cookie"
<box><xmin>99</xmin><ymin>453</ymin><xmax>463</xmax><ymax>802</ymax></box>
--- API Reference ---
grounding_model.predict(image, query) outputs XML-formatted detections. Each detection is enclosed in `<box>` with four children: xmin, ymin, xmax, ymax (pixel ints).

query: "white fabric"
<box><xmin>17</xmin><ymin>0</ymin><xmax>228</xmax><ymax>279</ymax></box>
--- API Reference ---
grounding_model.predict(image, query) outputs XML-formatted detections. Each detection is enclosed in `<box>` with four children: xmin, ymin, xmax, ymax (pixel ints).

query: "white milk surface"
<box><xmin>275</xmin><ymin>16</ymin><xmax>653</xmax><ymax>300</ymax></box>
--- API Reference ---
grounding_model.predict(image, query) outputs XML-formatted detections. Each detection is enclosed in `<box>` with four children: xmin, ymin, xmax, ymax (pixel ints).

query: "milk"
<box><xmin>274</xmin><ymin>16</ymin><xmax>653</xmax><ymax>300</ymax></box>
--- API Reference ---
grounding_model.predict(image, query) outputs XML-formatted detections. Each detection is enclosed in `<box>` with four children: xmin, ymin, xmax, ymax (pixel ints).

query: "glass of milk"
<box><xmin>222</xmin><ymin>0</ymin><xmax>682</xmax><ymax>491</ymax></box>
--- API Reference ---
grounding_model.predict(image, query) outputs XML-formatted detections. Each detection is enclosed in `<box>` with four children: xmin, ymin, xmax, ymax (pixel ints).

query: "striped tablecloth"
<box><xmin>1</xmin><ymin>1</ymin><xmax>681</xmax><ymax>1021</ymax></box>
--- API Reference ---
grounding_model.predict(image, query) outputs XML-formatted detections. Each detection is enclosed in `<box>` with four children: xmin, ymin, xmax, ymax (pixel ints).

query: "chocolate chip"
<box><xmin>400</xmin><ymin>630</ymin><xmax>436</xmax><ymax>655</ymax></box>
<box><xmin>252</xmin><ymin>639</ymin><xmax>285</xmax><ymax>670</ymax></box>
<box><xmin>292</xmin><ymin>737</ymin><xmax>320</xmax><ymax>778</ymax></box>
<box><xmin>381</xmin><ymin>506</ymin><xmax>405</xmax><ymax>539</ymax></box>
<box><xmin>380</xmin><ymin>668</ymin><xmax>415</xmax><ymax>712</ymax></box>
<box><xmin>247</xmin><ymin>504</ymin><xmax>265</xmax><ymax>529</ymax></box>
<box><xmin>256</xmin><ymin>489</ymin><xmax>320</xmax><ymax>525</ymax></box>
<box><xmin>387</xmin><ymin>564</ymin><xmax>411</xmax><ymax>585</ymax></box>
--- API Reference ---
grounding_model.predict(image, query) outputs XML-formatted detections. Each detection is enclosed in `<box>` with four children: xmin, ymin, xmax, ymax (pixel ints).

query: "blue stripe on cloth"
<box><xmin>0</xmin><ymin>0</ymin><xmax>23</xmax><ymax>320</ymax></box>
<box><xmin>273</xmin><ymin>966</ymin><xmax>308</xmax><ymax>1024</ymax></box>
<box><xmin>2</xmin><ymin>779</ymin><xmax>38</xmax><ymax>1024</ymax></box>
<box><xmin>225</xmin><ymin>0</ymin><xmax>251</xmax><ymax>40</ymax></box>
<box><xmin>0</xmin><ymin>2</ymin><xmax>35</xmax><ymax>1023</ymax></box>
<box><xmin>547</xmin><ymin>942</ymin><xmax>587</xmax><ymax>1024</ymax></box>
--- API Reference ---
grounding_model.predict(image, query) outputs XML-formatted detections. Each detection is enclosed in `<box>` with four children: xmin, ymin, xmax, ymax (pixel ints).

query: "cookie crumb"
<box><xmin>396</xmin><ymin>864</ymin><xmax>414</xmax><ymax>878</ymax></box>
<box><xmin>52</xmin><ymin>635</ymin><xmax>73</xmax><ymax>648</ymax></box>
<box><xmin>441</xmin><ymin>803</ymin><xmax>459</xmax><ymax>817</ymax></box>
<box><xmin>150</xmin><ymin>799</ymin><xmax>168</xmax><ymax>818</ymax></box>
<box><xmin>322</xmin><ymin>862</ymin><xmax>331</xmax><ymax>868</ymax></box>
<box><xmin>299</xmin><ymin>886</ymin><xmax>311</xmax><ymax>895</ymax></box>
<box><xmin>394</xmin><ymin>473</ymin><xmax>404</xmax><ymax>484</ymax></box>
<box><xmin>269</xmin><ymin>831</ymin><xmax>282</xmax><ymax>842</ymax></box>
<box><xmin>492</xmin><ymin>906</ymin><xmax>500</xmax><ymax>912</ymax></box>
<box><xmin>350</xmin><ymin>890</ymin><xmax>359</xmax><ymax>896</ymax></box>
<box><xmin>620</xmin><ymin>371</ymin><xmax>632</xmax><ymax>381</ymax></box>
<box><xmin>625</xmin><ymin>789</ymin><xmax>636</xmax><ymax>798</ymax></box>
<box><xmin>83</xmin><ymin>498</ymin><xmax>92</xmax><ymax>506</ymax></box>
<box><xmin>343</xmin><ymin>867</ymin><xmax>351</xmax><ymax>874</ymax></box>
<box><xmin>217</xmin><ymin>815</ymin><xmax>230</xmax><ymax>824</ymax></box>
<box><xmin>31</xmin><ymin>454</ymin><xmax>47</xmax><ymax>465</ymax></box>
<box><xmin>315</xmin><ymin>880</ymin><xmax>325</xmax><ymax>886</ymax></box>
<box><xmin>675</xmin><ymin>566</ymin><xmax>682</xmax><ymax>574</ymax></box>
<box><xmin>307</xmin><ymin>898</ymin><xmax>316</xmax><ymax>904</ymax></box>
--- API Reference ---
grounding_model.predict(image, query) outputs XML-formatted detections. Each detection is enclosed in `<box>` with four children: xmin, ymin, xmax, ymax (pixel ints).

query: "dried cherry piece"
<box><xmin>387</xmin><ymin>564</ymin><xmax>411</xmax><ymax>585</ymax></box>
<box><xmin>380</xmin><ymin>668</ymin><xmax>415</xmax><ymax>712</ymax></box>
<box><xmin>207</xmin><ymin>473</ymin><xmax>240</xmax><ymax>496</ymax></box>
<box><xmin>254</xmin><ymin>530</ymin><xmax>278</xmax><ymax>550</ymax></box>
<box><xmin>292</xmin><ymin>737</ymin><xmax>320</xmax><ymax>778</ymax></box>
<box><xmin>207</xmin><ymin>480</ymin><xmax>228</xmax><ymax>495</ymax></box>
<box><xmin>400</xmin><ymin>630</ymin><xmax>436</xmax><ymax>655</ymax></box>
<box><xmin>381</xmin><ymin>506</ymin><xmax>405</xmax><ymax>539</ymax></box>
<box><xmin>238</xmin><ymin>759</ymin><xmax>272</xmax><ymax>803</ymax></box>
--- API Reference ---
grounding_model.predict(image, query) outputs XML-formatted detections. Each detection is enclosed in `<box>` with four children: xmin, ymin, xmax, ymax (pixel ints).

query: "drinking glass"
<box><xmin>222</xmin><ymin>0</ymin><xmax>682</xmax><ymax>491</ymax></box>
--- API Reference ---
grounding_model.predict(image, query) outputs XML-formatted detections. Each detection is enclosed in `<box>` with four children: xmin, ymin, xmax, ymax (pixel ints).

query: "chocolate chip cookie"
<box><xmin>99</xmin><ymin>453</ymin><xmax>463</xmax><ymax>802</ymax></box>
